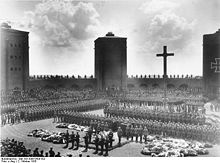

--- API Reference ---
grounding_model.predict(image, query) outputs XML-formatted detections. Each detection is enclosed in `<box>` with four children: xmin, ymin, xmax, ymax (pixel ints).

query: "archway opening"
<box><xmin>152</xmin><ymin>83</ymin><xmax>159</xmax><ymax>89</ymax></box>
<box><xmin>140</xmin><ymin>84</ymin><xmax>148</xmax><ymax>89</ymax></box>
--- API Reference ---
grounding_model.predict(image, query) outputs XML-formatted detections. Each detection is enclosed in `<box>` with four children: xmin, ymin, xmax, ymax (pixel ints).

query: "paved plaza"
<box><xmin>1</xmin><ymin>117</ymin><xmax>220</xmax><ymax>157</ymax></box>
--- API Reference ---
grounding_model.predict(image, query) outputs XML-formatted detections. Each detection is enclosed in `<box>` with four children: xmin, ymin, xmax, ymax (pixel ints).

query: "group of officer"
<box><xmin>61</xmin><ymin>123</ymin><xmax>115</xmax><ymax>156</ymax></box>
<box><xmin>59</xmin><ymin>110</ymin><xmax>220</xmax><ymax>144</ymax></box>
<box><xmin>1</xmin><ymin>111</ymin><xmax>22</xmax><ymax>125</ymax></box>
<box><xmin>104</xmin><ymin>105</ymin><xmax>206</xmax><ymax>125</ymax></box>
<box><xmin>92</xmin><ymin>130</ymin><xmax>114</xmax><ymax>156</ymax></box>
<box><xmin>63</xmin><ymin>130</ymin><xmax>81</xmax><ymax>150</ymax></box>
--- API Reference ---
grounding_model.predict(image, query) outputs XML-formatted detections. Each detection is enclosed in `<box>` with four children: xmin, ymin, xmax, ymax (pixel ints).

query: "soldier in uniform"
<box><xmin>69</xmin><ymin>131</ymin><xmax>76</xmax><ymax>149</ymax></box>
<box><xmin>104</xmin><ymin>135</ymin><xmax>109</xmax><ymax>156</ymax></box>
<box><xmin>24</xmin><ymin>112</ymin><xmax>28</xmax><ymax>122</ymax></box>
<box><xmin>93</xmin><ymin>133</ymin><xmax>99</xmax><ymax>154</ymax></box>
<box><xmin>125</xmin><ymin>124</ymin><xmax>130</xmax><ymax>140</ymax></box>
<box><xmin>171</xmin><ymin>123</ymin><xmax>176</xmax><ymax>138</ymax></box>
<box><xmin>33</xmin><ymin>148</ymin><xmax>40</xmax><ymax>157</ymax></box>
<box><xmin>64</xmin><ymin>130</ymin><xmax>69</xmax><ymax>148</ymax></box>
<box><xmin>186</xmin><ymin>114</ymin><xmax>191</xmax><ymax>124</ymax></box>
<box><xmin>143</xmin><ymin>126</ymin><xmax>149</xmax><ymax>143</ymax></box>
<box><xmin>108</xmin><ymin>108</ymin><xmax>112</xmax><ymax>118</ymax></box>
<box><xmin>90</xmin><ymin>119</ymin><xmax>94</xmax><ymax>130</ymax></box>
<box><xmin>179</xmin><ymin>113</ymin><xmax>183</xmax><ymax>124</ymax></box>
<box><xmin>167</xmin><ymin>122</ymin><xmax>172</xmax><ymax>137</ymax></box>
<box><xmin>75</xmin><ymin>132</ymin><xmax>80</xmax><ymax>150</ymax></box>
<box><xmin>17</xmin><ymin>111</ymin><xmax>21</xmax><ymax>123</ymax></box>
<box><xmin>202</xmin><ymin>127</ymin><xmax>207</xmax><ymax>142</ymax></box>
<box><xmin>100</xmin><ymin>121</ymin><xmax>105</xmax><ymax>131</ymax></box>
<box><xmin>184</xmin><ymin>124</ymin><xmax>190</xmax><ymax>140</ymax></box>
<box><xmin>83</xmin><ymin>133</ymin><xmax>89</xmax><ymax>152</ymax></box>
<box><xmin>104</xmin><ymin>107</ymin><xmax>107</xmax><ymax>117</ymax></box>
<box><xmin>56</xmin><ymin>110</ymin><xmax>60</xmax><ymax>123</ymax></box>
<box><xmin>161</xmin><ymin>122</ymin><xmax>167</xmax><ymax>137</ymax></box>
<box><xmin>96</xmin><ymin>121</ymin><xmax>101</xmax><ymax>133</ymax></box>
<box><xmin>201</xmin><ymin>115</ymin><xmax>206</xmax><ymax>125</ymax></box>
<box><xmin>11</xmin><ymin>113</ymin><xmax>15</xmax><ymax>124</ymax></box>
<box><xmin>108</xmin><ymin>129</ymin><xmax>114</xmax><ymax>148</ymax></box>
<box><xmin>117</xmin><ymin>126</ymin><xmax>123</xmax><ymax>145</ymax></box>
<box><xmin>186</xmin><ymin>125</ymin><xmax>192</xmax><ymax>140</ymax></box>
<box><xmin>152</xmin><ymin>121</ymin><xmax>156</xmax><ymax>135</ymax></box>
<box><xmin>88</xmin><ymin>126</ymin><xmax>93</xmax><ymax>143</ymax></box>
<box><xmin>99</xmin><ymin>133</ymin><xmax>105</xmax><ymax>155</ymax></box>
<box><xmin>182</xmin><ymin>124</ymin><xmax>187</xmax><ymax>139</ymax></box>
<box><xmin>155</xmin><ymin>121</ymin><xmax>160</xmax><ymax>135</ymax></box>
<box><xmin>53</xmin><ymin>110</ymin><xmax>56</xmax><ymax>123</ymax></box>
<box><xmin>1</xmin><ymin>114</ymin><xmax>5</xmax><ymax>126</ymax></box>
<box><xmin>104</xmin><ymin>121</ymin><xmax>109</xmax><ymax>131</ymax></box>
<box><xmin>138</xmin><ymin>125</ymin><xmax>143</xmax><ymax>143</ymax></box>
<box><xmin>147</xmin><ymin>121</ymin><xmax>152</xmax><ymax>135</ymax></box>
<box><xmin>134</xmin><ymin>125</ymin><xmax>138</xmax><ymax>142</ymax></box>
<box><xmin>197</xmin><ymin>126</ymin><xmax>203</xmax><ymax>141</ymax></box>
<box><xmin>176</xmin><ymin>124</ymin><xmax>181</xmax><ymax>138</ymax></box>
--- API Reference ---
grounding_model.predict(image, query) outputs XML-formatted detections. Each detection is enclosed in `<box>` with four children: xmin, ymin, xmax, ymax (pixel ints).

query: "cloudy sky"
<box><xmin>0</xmin><ymin>0</ymin><xmax>220</xmax><ymax>76</ymax></box>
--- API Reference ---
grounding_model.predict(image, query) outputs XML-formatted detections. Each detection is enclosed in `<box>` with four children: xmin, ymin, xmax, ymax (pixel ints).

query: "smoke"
<box><xmin>139</xmin><ymin>0</ymin><xmax>195</xmax><ymax>53</ymax></box>
<box><xmin>22</xmin><ymin>0</ymin><xmax>100</xmax><ymax>48</ymax></box>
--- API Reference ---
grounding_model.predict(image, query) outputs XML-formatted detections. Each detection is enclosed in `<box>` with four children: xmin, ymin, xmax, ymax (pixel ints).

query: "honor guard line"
<box><xmin>156</xmin><ymin>46</ymin><xmax>174</xmax><ymax>109</ymax></box>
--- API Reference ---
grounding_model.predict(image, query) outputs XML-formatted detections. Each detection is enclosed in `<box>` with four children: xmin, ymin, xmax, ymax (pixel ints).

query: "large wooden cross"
<box><xmin>156</xmin><ymin>46</ymin><xmax>174</xmax><ymax>78</ymax></box>
<box><xmin>156</xmin><ymin>46</ymin><xmax>174</xmax><ymax>108</ymax></box>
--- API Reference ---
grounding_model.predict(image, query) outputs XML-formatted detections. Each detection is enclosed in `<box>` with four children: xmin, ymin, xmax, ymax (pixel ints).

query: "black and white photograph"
<box><xmin>0</xmin><ymin>0</ymin><xmax>220</xmax><ymax>159</ymax></box>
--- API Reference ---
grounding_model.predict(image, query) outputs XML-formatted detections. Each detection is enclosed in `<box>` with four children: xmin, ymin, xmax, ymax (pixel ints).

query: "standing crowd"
<box><xmin>1</xmin><ymin>138</ymin><xmax>61</xmax><ymax>157</ymax></box>
<box><xmin>1</xmin><ymin>88</ymin><xmax>220</xmax><ymax>157</ymax></box>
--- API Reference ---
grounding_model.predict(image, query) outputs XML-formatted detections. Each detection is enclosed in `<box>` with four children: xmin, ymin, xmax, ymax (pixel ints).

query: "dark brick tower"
<box><xmin>1</xmin><ymin>24</ymin><xmax>29</xmax><ymax>91</ymax></box>
<box><xmin>95</xmin><ymin>32</ymin><xmax>127</xmax><ymax>90</ymax></box>
<box><xmin>203</xmin><ymin>29</ymin><xmax>220</xmax><ymax>99</ymax></box>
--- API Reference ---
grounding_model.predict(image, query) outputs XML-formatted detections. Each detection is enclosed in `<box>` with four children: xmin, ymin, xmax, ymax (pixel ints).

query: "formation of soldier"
<box><xmin>104</xmin><ymin>106</ymin><xmax>206</xmax><ymax>125</ymax></box>
<box><xmin>126</xmin><ymin>88</ymin><xmax>203</xmax><ymax>101</ymax></box>
<box><xmin>3</xmin><ymin>87</ymin><xmax>219</xmax><ymax>157</ymax></box>
<box><xmin>1</xmin><ymin>99</ymin><xmax>108</xmax><ymax>126</ymax></box>
<box><xmin>60</xmin><ymin>110</ymin><xmax>220</xmax><ymax>144</ymax></box>
<box><xmin>1</xmin><ymin>97</ymin><xmax>108</xmax><ymax>113</ymax></box>
<box><xmin>1</xmin><ymin>88</ymin><xmax>100</xmax><ymax>105</ymax></box>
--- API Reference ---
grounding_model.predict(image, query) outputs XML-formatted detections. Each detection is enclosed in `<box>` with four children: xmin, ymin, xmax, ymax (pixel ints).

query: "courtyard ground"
<box><xmin>1</xmin><ymin>118</ymin><xmax>220</xmax><ymax>157</ymax></box>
